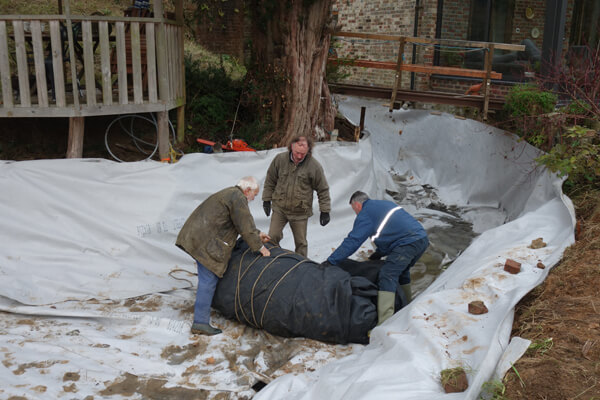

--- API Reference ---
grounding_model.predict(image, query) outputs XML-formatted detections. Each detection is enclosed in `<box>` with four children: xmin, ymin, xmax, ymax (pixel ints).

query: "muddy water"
<box><xmin>385</xmin><ymin>172</ymin><xmax>486</xmax><ymax>297</ymax></box>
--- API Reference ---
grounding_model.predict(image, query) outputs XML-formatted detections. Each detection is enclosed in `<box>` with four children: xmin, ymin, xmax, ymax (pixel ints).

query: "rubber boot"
<box><xmin>191</xmin><ymin>322</ymin><xmax>222</xmax><ymax>336</ymax></box>
<box><xmin>400</xmin><ymin>283</ymin><xmax>412</xmax><ymax>304</ymax></box>
<box><xmin>377</xmin><ymin>291</ymin><xmax>396</xmax><ymax>326</ymax></box>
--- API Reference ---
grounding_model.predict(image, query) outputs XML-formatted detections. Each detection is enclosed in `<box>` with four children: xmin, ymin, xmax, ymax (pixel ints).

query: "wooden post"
<box><xmin>389</xmin><ymin>37</ymin><xmax>406</xmax><ymax>112</ymax></box>
<box><xmin>67</xmin><ymin>117</ymin><xmax>85</xmax><ymax>158</ymax></box>
<box><xmin>64</xmin><ymin>0</ymin><xmax>80</xmax><ymax>108</ymax></box>
<box><xmin>176</xmin><ymin>106</ymin><xmax>185</xmax><ymax>144</ymax></box>
<box><xmin>175</xmin><ymin>0</ymin><xmax>186</xmax><ymax>144</ymax></box>
<box><xmin>482</xmin><ymin>44</ymin><xmax>494</xmax><ymax>120</ymax></box>
<box><xmin>157</xmin><ymin>111</ymin><xmax>170</xmax><ymax>161</ymax></box>
<box><xmin>154</xmin><ymin>0</ymin><xmax>170</xmax><ymax>161</ymax></box>
<box><xmin>359</xmin><ymin>106</ymin><xmax>366</xmax><ymax>133</ymax></box>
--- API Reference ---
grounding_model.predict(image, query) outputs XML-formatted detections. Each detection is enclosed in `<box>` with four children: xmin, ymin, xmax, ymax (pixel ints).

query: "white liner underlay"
<box><xmin>0</xmin><ymin>96</ymin><xmax>575</xmax><ymax>399</ymax></box>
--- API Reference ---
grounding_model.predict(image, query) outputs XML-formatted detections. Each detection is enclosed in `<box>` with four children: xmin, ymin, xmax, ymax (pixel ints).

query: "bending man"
<box><xmin>262</xmin><ymin>135</ymin><xmax>331</xmax><ymax>257</ymax></box>
<box><xmin>176</xmin><ymin>176</ymin><xmax>270</xmax><ymax>335</ymax></box>
<box><xmin>324</xmin><ymin>191</ymin><xmax>428</xmax><ymax>326</ymax></box>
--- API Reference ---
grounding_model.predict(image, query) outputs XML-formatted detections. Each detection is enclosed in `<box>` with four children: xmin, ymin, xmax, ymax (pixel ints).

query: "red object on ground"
<box><xmin>504</xmin><ymin>259</ymin><xmax>522</xmax><ymax>274</ymax></box>
<box><xmin>464</xmin><ymin>83</ymin><xmax>483</xmax><ymax>95</ymax></box>
<box><xmin>468</xmin><ymin>300</ymin><xmax>489</xmax><ymax>315</ymax></box>
<box><xmin>197</xmin><ymin>138</ymin><xmax>256</xmax><ymax>152</ymax></box>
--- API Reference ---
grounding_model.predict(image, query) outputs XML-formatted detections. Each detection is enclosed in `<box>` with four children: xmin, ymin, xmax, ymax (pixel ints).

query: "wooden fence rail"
<box><xmin>330</xmin><ymin>32</ymin><xmax>525</xmax><ymax>118</ymax></box>
<box><xmin>0</xmin><ymin>15</ymin><xmax>184</xmax><ymax>118</ymax></box>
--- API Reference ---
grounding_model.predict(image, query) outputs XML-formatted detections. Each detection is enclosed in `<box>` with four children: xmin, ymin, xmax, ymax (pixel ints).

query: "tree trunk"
<box><xmin>250</xmin><ymin>0</ymin><xmax>336</xmax><ymax>147</ymax></box>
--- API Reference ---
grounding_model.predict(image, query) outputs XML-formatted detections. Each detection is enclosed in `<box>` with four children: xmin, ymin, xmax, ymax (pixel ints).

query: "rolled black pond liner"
<box><xmin>213</xmin><ymin>239</ymin><xmax>407</xmax><ymax>344</ymax></box>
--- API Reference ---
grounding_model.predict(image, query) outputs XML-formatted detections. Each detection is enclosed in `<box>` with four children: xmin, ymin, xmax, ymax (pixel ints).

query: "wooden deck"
<box><xmin>0</xmin><ymin>15</ymin><xmax>184</xmax><ymax>118</ymax></box>
<box><xmin>0</xmin><ymin>3</ymin><xmax>185</xmax><ymax>160</ymax></box>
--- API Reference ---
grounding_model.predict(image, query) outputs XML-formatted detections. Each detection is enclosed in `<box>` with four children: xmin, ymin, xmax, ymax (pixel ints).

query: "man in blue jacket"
<box><xmin>324</xmin><ymin>191</ymin><xmax>429</xmax><ymax>326</ymax></box>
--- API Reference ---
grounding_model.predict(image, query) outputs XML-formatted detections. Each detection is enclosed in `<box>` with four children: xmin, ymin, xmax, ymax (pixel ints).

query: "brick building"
<box><xmin>194</xmin><ymin>0</ymin><xmax>249</xmax><ymax>63</ymax></box>
<box><xmin>192</xmin><ymin>1</ymin><xmax>599</xmax><ymax>99</ymax></box>
<box><xmin>331</xmin><ymin>0</ymin><xmax>595</xmax><ymax>98</ymax></box>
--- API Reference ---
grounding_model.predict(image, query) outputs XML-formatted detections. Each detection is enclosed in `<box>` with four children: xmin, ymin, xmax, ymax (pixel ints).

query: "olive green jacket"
<box><xmin>176</xmin><ymin>186</ymin><xmax>263</xmax><ymax>277</ymax></box>
<box><xmin>262</xmin><ymin>151</ymin><xmax>331</xmax><ymax>219</ymax></box>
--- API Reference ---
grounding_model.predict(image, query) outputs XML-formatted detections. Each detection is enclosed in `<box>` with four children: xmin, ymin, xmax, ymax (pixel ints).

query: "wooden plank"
<box><xmin>0</xmin><ymin>21</ymin><xmax>14</xmax><ymax>107</ymax></box>
<box><xmin>175</xmin><ymin>0</ymin><xmax>184</xmax><ymax>23</ymax></box>
<box><xmin>154</xmin><ymin>5</ymin><xmax>169</xmax><ymax>102</ymax></box>
<box><xmin>64</xmin><ymin>17</ymin><xmax>80</xmax><ymax>107</ymax></box>
<box><xmin>82</xmin><ymin>21</ymin><xmax>96</xmax><ymax>105</ymax></box>
<box><xmin>328</xmin><ymin>58</ymin><xmax>502</xmax><ymax>79</ymax></box>
<box><xmin>30</xmin><ymin>20</ymin><xmax>48</xmax><ymax>107</ymax></box>
<box><xmin>0</xmin><ymin>15</ymin><xmax>176</xmax><ymax>24</ymax></box>
<box><xmin>403</xmin><ymin>63</ymin><xmax>502</xmax><ymax>79</ymax></box>
<box><xmin>389</xmin><ymin>37</ymin><xmax>405</xmax><ymax>112</ymax></box>
<box><xmin>168</xmin><ymin>25</ymin><xmax>174</xmax><ymax>101</ymax></box>
<box><xmin>67</xmin><ymin>116</ymin><xmax>84</xmax><ymax>158</ymax></box>
<box><xmin>130</xmin><ymin>22</ymin><xmax>143</xmax><ymax>104</ymax></box>
<box><xmin>145</xmin><ymin>23</ymin><xmax>157</xmax><ymax>103</ymax></box>
<box><xmin>176</xmin><ymin>105</ymin><xmax>184</xmax><ymax>143</ymax></box>
<box><xmin>334</xmin><ymin>32</ymin><xmax>525</xmax><ymax>52</ymax></box>
<box><xmin>49</xmin><ymin>20</ymin><xmax>66</xmax><ymax>107</ymax></box>
<box><xmin>98</xmin><ymin>21</ymin><xmax>111</xmax><ymax>105</ymax></box>
<box><xmin>176</xmin><ymin>23</ymin><xmax>185</xmax><ymax>142</ymax></box>
<box><xmin>482</xmin><ymin>44</ymin><xmax>494</xmax><ymax>120</ymax></box>
<box><xmin>115</xmin><ymin>22</ymin><xmax>128</xmax><ymax>104</ymax></box>
<box><xmin>167</xmin><ymin>25</ymin><xmax>173</xmax><ymax>99</ymax></box>
<box><xmin>177</xmin><ymin>25</ymin><xmax>184</xmax><ymax>99</ymax></box>
<box><xmin>12</xmin><ymin>20</ymin><xmax>31</xmax><ymax>106</ymax></box>
<box><xmin>0</xmin><ymin>98</ymin><xmax>182</xmax><ymax>117</ymax></box>
<box><xmin>157</xmin><ymin>110</ymin><xmax>169</xmax><ymax>161</ymax></box>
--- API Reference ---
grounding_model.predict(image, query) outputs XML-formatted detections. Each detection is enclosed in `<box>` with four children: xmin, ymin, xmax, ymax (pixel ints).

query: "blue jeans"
<box><xmin>193</xmin><ymin>261</ymin><xmax>219</xmax><ymax>324</ymax></box>
<box><xmin>378</xmin><ymin>237</ymin><xmax>429</xmax><ymax>292</ymax></box>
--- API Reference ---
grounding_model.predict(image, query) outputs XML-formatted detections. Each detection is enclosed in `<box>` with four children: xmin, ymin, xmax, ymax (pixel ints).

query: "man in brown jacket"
<box><xmin>262</xmin><ymin>135</ymin><xmax>331</xmax><ymax>257</ymax></box>
<box><xmin>176</xmin><ymin>176</ymin><xmax>270</xmax><ymax>335</ymax></box>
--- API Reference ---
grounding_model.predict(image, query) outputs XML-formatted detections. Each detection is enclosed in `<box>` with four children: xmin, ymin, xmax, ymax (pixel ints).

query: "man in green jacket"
<box><xmin>176</xmin><ymin>176</ymin><xmax>270</xmax><ymax>335</ymax></box>
<box><xmin>262</xmin><ymin>135</ymin><xmax>331</xmax><ymax>257</ymax></box>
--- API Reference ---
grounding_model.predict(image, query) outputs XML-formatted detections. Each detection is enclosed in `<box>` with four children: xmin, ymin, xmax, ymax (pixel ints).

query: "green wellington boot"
<box><xmin>377</xmin><ymin>290</ymin><xmax>396</xmax><ymax>326</ymax></box>
<box><xmin>191</xmin><ymin>323</ymin><xmax>222</xmax><ymax>336</ymax></box>
<box><xmin>400</xmin><ymin>283</ymin><xmax>412</xmax><ymax>304</ymax></box>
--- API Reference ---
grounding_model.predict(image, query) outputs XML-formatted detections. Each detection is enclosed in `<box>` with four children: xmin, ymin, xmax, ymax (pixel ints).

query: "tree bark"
<box><xmin>250</xmin><ymin>0</ymin><xmax>336</xmax><ymax>146</ymax></box>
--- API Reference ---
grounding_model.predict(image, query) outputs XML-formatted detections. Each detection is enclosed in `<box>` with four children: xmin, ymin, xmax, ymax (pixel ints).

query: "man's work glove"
<box><xmin>263</xmin><ymin>201</ymin><xmax>271</xmax><ymax>217</ymax></box>
<box><xmin>368</xmin><ymin>251</ymin><xmax>383</xmax><ymax>260</ymax></box>
<box><xmin>320</xmin><ymin>212</ymin><xmax>330</xmax><ymax>226</ymax></box>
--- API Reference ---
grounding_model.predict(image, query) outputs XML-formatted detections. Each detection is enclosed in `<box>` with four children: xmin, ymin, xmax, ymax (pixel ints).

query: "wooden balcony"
<box><xmin>0</xmin><ymin>14</ymin><xmax>184</xmax><ymax>118</ymax></box>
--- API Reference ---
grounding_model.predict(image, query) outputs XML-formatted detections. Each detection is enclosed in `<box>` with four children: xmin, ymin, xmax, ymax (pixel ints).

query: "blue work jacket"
<box><xmin>327</xmin><ymin>199</ymin><xmax>427</xmax><ymax>265</ymax></box>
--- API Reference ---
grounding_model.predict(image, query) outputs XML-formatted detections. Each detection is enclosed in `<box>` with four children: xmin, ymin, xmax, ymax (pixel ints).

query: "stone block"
<box><xmin>468</xmin><ymin>300</ymin><xmax>488</xmax><ymax>315</ymax></box>
<box><xmin>504</xmin><ymin>259</ymin><xmax>521</xmax><ymax>274</ymax></box>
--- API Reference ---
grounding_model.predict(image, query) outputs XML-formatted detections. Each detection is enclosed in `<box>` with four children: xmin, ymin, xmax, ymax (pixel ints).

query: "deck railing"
<box><xmin>0</xmin><ymin>15</ymin><xmax>184</xmax><ymax>118</ymax></box>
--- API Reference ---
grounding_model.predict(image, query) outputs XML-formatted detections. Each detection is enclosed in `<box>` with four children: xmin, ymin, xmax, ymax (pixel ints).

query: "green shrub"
<box><xmin>184</xmin><ymin>59</ymin><xmax>243</xmax><ymax>143</ymax></box>
<box><xmin>504</xmin><ymin>84</ymin><xmax>557</xmax><ymax>118</ymax></box>
<box><xmin>536</xmin><ymin>125</ymin><xmax>600</xmax><ymax>191</ymax></box>
<box><xmin>501</xmin><ymin>84</ymin><xmax>558</xmax><ymax>150</ymax></box>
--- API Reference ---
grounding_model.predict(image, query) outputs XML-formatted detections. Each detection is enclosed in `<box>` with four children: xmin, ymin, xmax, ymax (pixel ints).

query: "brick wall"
<box><xmin>440</xmin><ymin>0</ymin><xmax>470</xmax><ymax>41</ymax></box>
<box><xmin>332</xmin><ymin>0</ymin><xmax>438</xmax><ymax>90</ymax></box>
<box><xmin>333</xmin><ymin>0</ymin><xmax>576</xmax><ymax>96</ymax></box>
<box><xmin>194</xmin><ymin>0</ymin><xmax>248</xmax><ymax>62</ymax></box>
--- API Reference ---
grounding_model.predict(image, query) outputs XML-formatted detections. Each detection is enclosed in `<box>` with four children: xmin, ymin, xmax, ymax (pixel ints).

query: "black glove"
<box><xmin>320</xmin><ymin>260</ymin><xmax>333</xmax><ymax>267</ymax></box>
<box><xmin>263</xmin><ymin>201</ymin><xmax>271</xmax><ymax>217</ymax></box>
<box><xmin>369</xmin><ymin>251</ymin><xmax>383</xmax><ymax>260</ymax></box>
<box><xmin>320</xmin><ymin>212</ymin><xmax>330</xmax><ymax>226</ymax></box>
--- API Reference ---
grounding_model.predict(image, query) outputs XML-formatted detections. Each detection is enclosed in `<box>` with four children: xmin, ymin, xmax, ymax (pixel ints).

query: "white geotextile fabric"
<box><xmin>254</xmin><ymin>97</ymin><xmax>575</xmax><ymax>399</ymax></box>
<box><xmin>0</xmin><ymin>96</ymin><xmax>575</xmax><ymax>399</ymax></box>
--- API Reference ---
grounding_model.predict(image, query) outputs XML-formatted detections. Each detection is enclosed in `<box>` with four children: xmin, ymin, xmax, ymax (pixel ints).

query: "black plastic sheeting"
<box><xmin>213</xmin><ymin>240</ymin><xmax>407</xmax><ymax>344</ymax></box>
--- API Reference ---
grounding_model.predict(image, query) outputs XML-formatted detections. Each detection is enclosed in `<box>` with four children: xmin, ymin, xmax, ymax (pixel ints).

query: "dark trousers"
<box><xmin>378</xmin><ymin>237</ymin><xmax>429</xmax><ymax>292</ymax></box>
